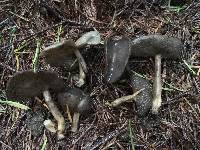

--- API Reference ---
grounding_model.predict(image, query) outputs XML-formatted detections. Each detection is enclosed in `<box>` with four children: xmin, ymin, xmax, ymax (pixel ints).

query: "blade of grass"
<box><xmin>32</xmin><ymin>39</ymin><xmax>42</xmax><ymax>72</ymax></box>
<box><xmin>56</xmin><ymin>25</ymin><xmax>63</xmax><ymax>43</ymax></box>
<box><xmin>168</xmin><ymin>5</ymin><xmax>186</xmax><ymax>12</ymax></box>
<box><xmin>183</xmin><ymin>60</ymin><xmax>196</xmax><ymax>75</ymax></box>
<box><xmin>0</xmin><ymin>33</ymin><xmax>3</xmax><ymax>44</ymax></box>
<box><xmin>14</xmin><ymin>40</ymin><xmax>31</xmax><ymax>70</ymax></box>
<box><xmin>6</xmin><ymin>26</ymin><xmax>16</xmax><ymax>59</ymax></box>
<box><xmin>14</xmin><ymin>40</ymin><xmax>30</xmax><ymax>53</ymax></box>
<box><xmin>40</xmin><ymin>134</ymin><xmax>48</xmax><ymax>150</ymax></box>
<box><xmin>163</xmin><ymin>82</ymin><xmax>187</xmax><ymax>92</ymax></box>
<box><xmin>128</xmin><ymin>120</ymin><xmax>135</xmax><ymax>150</ymax></box>
<box><xmin>0</xmin><ymin>99</ymin><xmax>30</xmax><ymax>110</ymax></box>
<box><xmin>130</xmin><ymin>70</ymin><xmax>150</xmax><ymax>80</ymax></box>
<box><xmin>15</xmin><ymin>54</ymin><xmax>20</xmax><ymax>71</ymax></box>
<box><xmin>0</xmin><ymin>110</ymin><xmax>6</xmax><ymax>113</ymax></box>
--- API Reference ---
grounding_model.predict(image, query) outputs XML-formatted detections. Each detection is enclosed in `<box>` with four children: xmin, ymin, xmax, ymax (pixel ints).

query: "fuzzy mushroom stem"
<box><xmin>71</xmin><ymin>112</ymin><xmax>80</xmax><ymax>132</ymax></box>
<box><xmin>152</xmin><ymin>54</ymin><xmax>162</xmax><ymax>114</ymax></box>
<box><xmin>43</xmin><ymin>90</ymin><xmax>65</xmax><ymax>139</ymax></box>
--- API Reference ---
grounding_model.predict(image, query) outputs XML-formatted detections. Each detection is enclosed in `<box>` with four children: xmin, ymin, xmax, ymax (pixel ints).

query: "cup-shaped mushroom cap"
<box><xmin>6</xmin><ymin>70</ymin><xmax>65</xmax><ymax>100</ymax></box>
<box><xmin>6</xmin><ymin>71</ymin><xmax>46</xmax><ymax>100</ymax></box>
<box><xmin>131</xmin><ymin>35</ymin><xmax>184</xmax><ymax>59</ymax></box>
<box><xmin>75</xmin><ymin>30</ymin><xmax>101</xmax><ymax>47</ymax></box>
<box><xmin>58</xmin><ymin>88</ymin><xmax>90</xmax><ymax>114</ymax></box>
<box><xmin>40</xmin><ymin>40</ymin><xmax>77</xmax><ymax>68</ymax></box>
<box><xmin>105</xmin><ymin>36</ymin><xmax>131</xmax><ymax>83</ymax></box>
<box><xmin>130</xmin><ymin>73</ymin><xmax>152</xmax><ymax>117</ymax></box>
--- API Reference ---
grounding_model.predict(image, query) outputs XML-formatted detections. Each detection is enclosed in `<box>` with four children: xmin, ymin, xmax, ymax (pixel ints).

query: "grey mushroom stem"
<box><xmin>71</xmin><ymin>112</ymin><xmax>80</xmax><ymax>132</ymax></box>
<box><xmin>73</xmin><ymin>48</ymin><xmax>88</xmax><ymax>73</ymax></box>
<box><xmin>43</xmin><ymin>90</ymin><xmax>65</xmax><ymax>139</ymax></box>
<box><xmin>77</xmin><ymin>62</ymin><xmax>86</xmax><ymax>87</ymax></box>
<box><xmin>152</xmin><ymin>54</ymin><xmax>162</xmax><ymax>114</ymax></box>
<box><xmin>72</xmin><ymin>62</ymin><xmax>86</xmax><ymax>87</ymax></box>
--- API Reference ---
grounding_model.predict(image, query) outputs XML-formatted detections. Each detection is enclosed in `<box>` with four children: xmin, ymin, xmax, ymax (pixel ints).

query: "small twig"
<box><xmin>0</xmin><ymin>141</ymin><xmax>12</xmax><ymax>150</ymax></box>
<box><xmin>9</xmin><ymin>11</ymin><xmax>30</xmax><ymax>22</ymax></box>
<box><xmin>0</xmin><ymin>62</ymin><xmax>16</xmax><ymax>72</ymax></box>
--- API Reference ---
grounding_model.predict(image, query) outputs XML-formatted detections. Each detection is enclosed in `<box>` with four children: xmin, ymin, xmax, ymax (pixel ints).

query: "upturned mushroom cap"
<box><xmin>105</xmin><ymin>36</ymin><xmax>131</xmax><ymax>83</ymax></box>
<box><xmin>58</xmin><ymin>88</ymin><xmax>90</xmax><ymax>113</ymax></box>
<box><xmin>40</xmin><ymin>40</ymin><xmax>78</xmax><ymax>68</ymax></box>
<box><xmin>6</xmin><ymin>70</ymin><xmax>65</xmax><ymax>100</ymax></box>
<box><xmin>75</xmin><ymin>30</ymin><xmax>101</xmax><ymax>47</ymax></box>
<box><xmin>131</xmin><ymin>35</ymin><xmax>184</xmax><ymax>58</ymax></box>
<box><xmin>130</xmin><ymin>72</ymin><xmax>152</xmax><ymax>117</ymax></box>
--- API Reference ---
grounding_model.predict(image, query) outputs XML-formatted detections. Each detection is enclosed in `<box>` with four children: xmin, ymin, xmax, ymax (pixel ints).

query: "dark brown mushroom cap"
<box><xmin>37</xmin><ymin>71</ymin><xmax>65</xmax><ymax>92</ymax></box>
<box><xmin>130</xmin><ymin>72</ymin><xmax>152</xmax><ymax>117</ymax></box>
<box><xmin>6</xmin><ymin>70</ymin><xmax>65</xmax><ymax>100</ymax></box>
<box><xmin>131</xmin><ymin>35</ymin><xmax>184</xmax><ymax>59</ymax></box>
<box><xmin>6</xmin><ymin>71</ymin><xmax>46</xmax><ymax>100</ymax></box>
<box><xmin>58</xmin><ymin>88</ymin><xmax>90</xmax><ymax>114</ymax></box>
<box><xmin>105</xmin><ymin>36</ymin><xmax>131</xmax><ymax>83</ymax></box>
<box><xmin>40</xmin><ymin>40</ymin><xmax>78</xmax><ymax>68</ymax></box>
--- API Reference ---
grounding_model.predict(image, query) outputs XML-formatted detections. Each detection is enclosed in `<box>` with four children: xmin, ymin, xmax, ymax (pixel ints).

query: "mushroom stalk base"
<box><xmin>71</xmin><ymin>112</ymin><xmax>80</xmax><ymax>132</ymax></box>
<box><xmin>43</xmin><ymin>90</ymin><xmax>65</xmax><ymax>139</ymax></box>
<box><xmin>152</xmin><ymin>54</ymin><xmax>162</xmax><ymax>114</ymax></box>
<box><xmin>43</xmin><ymin>119</ymin><xmax>57</xmax><ymax>133</ymax></box>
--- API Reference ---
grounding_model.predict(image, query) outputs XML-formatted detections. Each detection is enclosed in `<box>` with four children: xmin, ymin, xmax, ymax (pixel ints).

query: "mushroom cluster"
<box><xmin>6</xmin><ymin>30</ymin><xmax>100</xmax><ymax>139</ymax></box>
<box><xmin>104</xmin><ymin>34</ymin><xmax>184</xmax><ymax>115</ymax></box>
<box><xmin>6</xmin><ymin>31</ymin><xmax>185</xmax><ymax>140</ymax></box>
<box><xmin>40</xmin><ymin>30</ymin><xmax>101</xmax><ymax>87</ymax></box>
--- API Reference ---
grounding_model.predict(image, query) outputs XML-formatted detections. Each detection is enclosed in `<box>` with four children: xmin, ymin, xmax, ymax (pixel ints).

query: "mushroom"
<box><xmin>41</xmin><ymin>30</ymin><xmax>101</xmax><ymax>87</ymax></box>
<box><xmin>6</xmin><ymin>70</ymin><xmax>66</xmax><ymax>139</ymax></box>
<box><xmin>58</xmin><ymin>88</ymin><xmax>90</xmax><ymax>132</ymax></box>
<box><xmin>131</xmin><ymin>35</ymin><xmax>184</xmax><ymax>114</ymax></box>
<box><xmin>40</xmin><ymin>40</ymin><xmax>78</xmax><ymax>68</ymax></box>
<box><xmin>130</xmin><ymin>71</ymin><xmax>153</xmax><ymax>117</ymax></box>
<box><xmin>104</xmin><ymin>36</ymin><xmax>131</xmax><ymax>83</ymax></box>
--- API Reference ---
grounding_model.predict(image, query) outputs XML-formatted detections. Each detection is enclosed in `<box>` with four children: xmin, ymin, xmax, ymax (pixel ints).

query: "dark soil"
<box><xmin>0</xmin><ymin>0</ymin><xmax>200</xmax><ymax>149</ymax></box>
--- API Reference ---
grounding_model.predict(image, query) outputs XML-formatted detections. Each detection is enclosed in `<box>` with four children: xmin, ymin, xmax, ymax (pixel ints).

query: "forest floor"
<box><xmin>0</xmin><ymin>0</ymin><xmax>200</xmax><ymax>149</ymax></box>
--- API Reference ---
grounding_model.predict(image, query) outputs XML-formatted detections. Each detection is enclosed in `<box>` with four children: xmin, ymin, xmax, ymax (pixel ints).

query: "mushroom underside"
<box><xmin>105</xmin><ymin>36</ymin><xmax>131</xmax><ymax>83</ymax></box>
